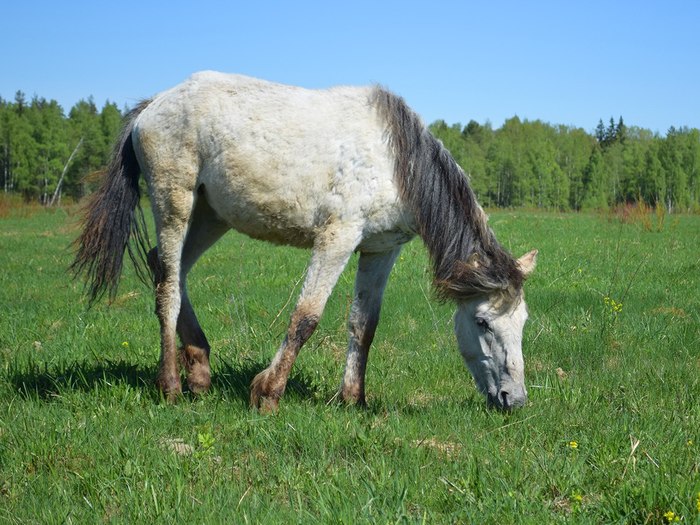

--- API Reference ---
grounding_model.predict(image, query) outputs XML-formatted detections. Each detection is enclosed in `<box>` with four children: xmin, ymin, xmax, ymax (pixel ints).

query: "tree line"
<box><xmin>430</xmin><ymin>117</ymin><xmax>700</xmax><ymax>212</ymax></box>
<box><xmin>1</xmin><ymin>91</ymin><xmax>121</xmax><ymax>204</ymax></box>
<box><xmin>1</xmin><ymin>90</ymin><xmax>699</xmax><ymax>211</ymax></box>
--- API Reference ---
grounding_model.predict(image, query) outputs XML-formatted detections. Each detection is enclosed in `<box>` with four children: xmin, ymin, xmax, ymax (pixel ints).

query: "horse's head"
<box><xmin>453</xmin><ymin>250</ymin><xmax>537</xmax><ymax>410</ymax></box>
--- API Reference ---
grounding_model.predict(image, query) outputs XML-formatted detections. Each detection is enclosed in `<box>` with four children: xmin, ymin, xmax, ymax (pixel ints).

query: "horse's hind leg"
<box><xmin>177</xmin><ymin>193</ymin><xmax>229</xmax><ymax>394</ymax></box>
<box><xmin>177</xmin><ymin>289</ymin><xmax>211</xmax><ymax>394</ymax></box>
<box><xmin>148</xmin><ymin>248</ymin><xmax>209</xmax><ymax>397</ymax></box>
<box><xmin>250</xmin><ymin>226</ymin><xmax>361</xmax><ymax>412</ymax></box>
<box><xmin>149</xmin><ymin>191</ymin><xmax>229</xmax><ymax>395</ymax></box>
<box><xmin>340</xmin><ymin>248</ymin><xmax>400</xmax><ymax>405</ymax></box>
<box><xmin>150</xmin><ymin>212</ymin><xmax>191</xmax><ymax>401</ymax></box>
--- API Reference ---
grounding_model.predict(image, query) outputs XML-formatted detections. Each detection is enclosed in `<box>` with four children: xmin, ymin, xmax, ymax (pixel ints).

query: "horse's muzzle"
<box><xmin>488</xmin><ymin>387</ymin><xmax>527</xmax><ymax>411</ymax></box>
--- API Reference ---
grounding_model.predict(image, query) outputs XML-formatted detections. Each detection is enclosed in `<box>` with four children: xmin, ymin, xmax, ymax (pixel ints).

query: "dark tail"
<box><xmin>71</xmin><ymin>100</ymin><xmax>152</xmax><ymax>304</ymax></box>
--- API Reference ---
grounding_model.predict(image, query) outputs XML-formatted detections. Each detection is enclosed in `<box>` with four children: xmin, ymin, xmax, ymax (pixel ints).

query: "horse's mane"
<box><xmin>372</xmin><ymin>87</ymin><xmax>524</xmax><ymax>302</ymax></box>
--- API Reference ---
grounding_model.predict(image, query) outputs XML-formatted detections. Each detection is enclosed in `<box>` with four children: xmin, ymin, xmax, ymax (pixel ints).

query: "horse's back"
<box><xmin>132</xmin><ymin>72</ymin><xmax>410</xmax><ymax>249</ymax></box>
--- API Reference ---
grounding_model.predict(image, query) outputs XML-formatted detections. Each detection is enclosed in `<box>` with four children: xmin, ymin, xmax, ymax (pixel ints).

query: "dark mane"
<box><xmin>372</xmin><ymin>87</ymin><xmax>524</xmax><ymax>302</ymax></box>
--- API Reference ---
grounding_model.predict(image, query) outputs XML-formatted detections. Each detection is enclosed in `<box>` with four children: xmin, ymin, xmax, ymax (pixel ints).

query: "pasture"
<box><xmin>0</xmin><ymin>203</ymin><xmax>698</xmax><ymax>523</ymax></box>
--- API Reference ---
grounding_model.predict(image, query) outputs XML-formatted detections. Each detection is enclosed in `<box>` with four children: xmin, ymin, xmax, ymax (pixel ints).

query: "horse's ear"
<box><xmin>517</xmin><ymin>250</ymin><xmax>538</xmax><ymax>278</ymax></box>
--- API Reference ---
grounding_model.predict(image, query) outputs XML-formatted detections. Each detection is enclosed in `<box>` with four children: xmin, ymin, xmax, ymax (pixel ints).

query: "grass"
<box><xmin>0</xmin><ymin>204</ymin><xmax>699</xmax><ymax>523</ymax></box>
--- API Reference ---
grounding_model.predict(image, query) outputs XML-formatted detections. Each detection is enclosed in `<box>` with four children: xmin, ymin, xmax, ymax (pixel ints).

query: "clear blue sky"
<box><xmin>2</xmin><ymin>1</ymin><xmax>698</xmax><ymax>134</ymax></box>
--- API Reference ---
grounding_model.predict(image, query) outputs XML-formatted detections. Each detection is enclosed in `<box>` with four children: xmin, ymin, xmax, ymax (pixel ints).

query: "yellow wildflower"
<box><xmin>121</xmin><ymin>341</ymin><xmax>129</xmax><ymax>348</ymax></box>
<box><xmin>663</xmin><ymin>510</ymin><xmax>680</xmax><ymax>523</ymax></box>
<box><xmin>567</xmin><ymin>441</ymin><xmax>578</xmax><ymax>449</ymax></box>
<box><xmin>603</xmin><ymin>296</ymin><xmax>623</xmax><ymax>313</ymax></box>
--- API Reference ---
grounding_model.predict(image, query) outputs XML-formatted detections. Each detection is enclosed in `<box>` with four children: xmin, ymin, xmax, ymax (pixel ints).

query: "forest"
<box><xmin>430</xmin><ymin>118</ymin><xmax>700</xmax><ymax>212</ymax></box>
<box><xmin>0</xmin><ymin>92</ymin><xmax>121</xmax><ymax>204</ymax></box>
<box><xmin>1</xmin><ymin>90</ymin><xmax>699</xmax><ymax>211</ymax></box>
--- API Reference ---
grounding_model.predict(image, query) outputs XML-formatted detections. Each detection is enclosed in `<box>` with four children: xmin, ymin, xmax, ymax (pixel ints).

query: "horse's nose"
<box><xmin>495</xmin><ymin>387</ymin><xmax>527</xmax><ymax>410</ymax></box>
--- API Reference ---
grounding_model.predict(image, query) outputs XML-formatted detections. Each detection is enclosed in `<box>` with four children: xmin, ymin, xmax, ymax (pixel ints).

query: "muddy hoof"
<box><xmin>180</xmin><ymin>345</ymin><xmax>211</xmax><ymax>394</ymax></box>
<box><xmin>255</xmin><ymin>395</ymin><xmax>280</xmax><ymax>414</ymax></box>
<box><xmin>340</xmin><ymin>385</ymin><xmax>367</xmax><ymax>407</ymax></box>
<box><xmin>250</xmin><ymin>368</ymin><xmax>283</xmax><ymax>413</ymax></box>
<box><xmin>187</xmin><ymin>374</ymin><xmax>211</xmax><ymax>395</ymax></box>
<box><xmin>157</xmin><ymin>375</ymin><xmax>182</xmax><ymax>403</ymax></box>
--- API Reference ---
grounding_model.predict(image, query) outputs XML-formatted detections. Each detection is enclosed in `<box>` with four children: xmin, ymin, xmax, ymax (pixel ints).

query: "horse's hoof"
<box><xmin>187</xmin><ymin>375</ymin><xmax>211</xmax><ymax>395</ymax></box>
<box><xmin>164</xmin><ymin>390</ymin><xmax>182</xmax><ymax>403</ymax></box>
<box><xmin>255</xmin><ymin>395</ymin><xmax>280</xmax><ymax>415</ymax></box>
<box><xmin>341</xmin><ymin>395</ymin><xmax>367</xmax><ymax>408</ymax></box>
<box><xmin>159</xmin><ymin>386</ymin><xmax>182</xmax><ymax>404</ymax></box>
<box><xmin>250</xmin><ymin>368</ymin><xmax>282</xmax><ymax>413</ymax></box>
<box><xmin>181</xmin><ymin>345</ymin><xmax>211</xmax><ymax>394</ymax></box>
<box><xmin>250</xmin><ymin>382</ymin><xmax>280</xmax><ymax>414</ymax></box>
<box><xmin>157</xmin><ymin>375</ymin><xmax>182</xmax><ymax>402</ymax></box>
<box><xmin>250</xmin><ymin>386</ymin><xmax>280</xmax><ymax>414</ymax></box>
<box><xmin>340</xmin><ymin>385</ymin><xmax>367</xmax><ymax>407</ymax></box>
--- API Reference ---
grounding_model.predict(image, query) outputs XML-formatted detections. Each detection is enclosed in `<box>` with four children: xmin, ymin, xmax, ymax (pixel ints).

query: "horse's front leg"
<box><xmin>250</xmin><ymin>305</ymin><xmax>320</xmax><ymax>413</ymax></box>
<box><xmin>340</xmin><ymin>248</ymin><xmax>401</xmax><ymax>405</ymax></box>
<box><xmin>250</xmin><ymin>227</ymin><xmax>359</xmax><ymax>413</ymax></box>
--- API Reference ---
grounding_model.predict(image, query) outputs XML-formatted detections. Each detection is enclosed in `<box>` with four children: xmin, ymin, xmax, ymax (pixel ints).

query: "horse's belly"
<box><xmin>201</xmin><ymin>184</ymin><xmax>316</xmax><ymax>247</ymax></box>
<box><xmin>357</xmin><ymin>230</ymin><xmax>415</xmax><ymax>252</ymax></box>
<box><xmin>201</xmin><ymin>170</ymin><xmax>411</xmax><ymax>251</ymax></box>
<box><xmin>226</xmin><ymin>213</ymin><xmax>316</xmax><ymax>248</ymax></box>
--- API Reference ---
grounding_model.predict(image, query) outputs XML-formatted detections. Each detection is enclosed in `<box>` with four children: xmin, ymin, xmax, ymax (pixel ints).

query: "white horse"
<box><xmin>72</xmin><ymin>71</ymin><xmax>537</xmax><ymax>411</ymax></box>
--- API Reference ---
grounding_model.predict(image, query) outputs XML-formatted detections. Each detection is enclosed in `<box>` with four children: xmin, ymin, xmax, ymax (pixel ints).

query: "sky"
<box><xmin>2</xmin><ymin>1</ymin><xmax>699</xmax><ymax>134</ymax></box>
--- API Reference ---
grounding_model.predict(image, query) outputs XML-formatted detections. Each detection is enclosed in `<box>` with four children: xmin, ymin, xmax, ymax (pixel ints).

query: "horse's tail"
<box><xmin>71</xmin><ymin>99</ymin><xmax>153</xmax><ymax>304</ymax></box>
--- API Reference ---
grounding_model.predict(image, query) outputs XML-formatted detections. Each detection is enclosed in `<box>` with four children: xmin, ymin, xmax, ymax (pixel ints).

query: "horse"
<box><xmin>72</xmin><ymin>71</ymin><xmax>537</xmax><ymax>412</ymax></box>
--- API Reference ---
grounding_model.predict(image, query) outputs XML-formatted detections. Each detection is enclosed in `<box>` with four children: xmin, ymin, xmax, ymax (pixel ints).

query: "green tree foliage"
<box><xmin>1</xmin><ymin>90</ymin><xmax>699</xmax><ymax>212</ymax></box>
<box><xmin>0</xmin><ymin>94</ymin><xmax>122</xmax><ymax>202</ymax></box>
<box><xmin>430</xmin><ymin>116</ymin><xmax>700</xmax><ymax>212</ymax></box>
<box><xmin>581</xmin><ymin>148</ymin><xmax>608</xmax><ymax>210</ymax></box>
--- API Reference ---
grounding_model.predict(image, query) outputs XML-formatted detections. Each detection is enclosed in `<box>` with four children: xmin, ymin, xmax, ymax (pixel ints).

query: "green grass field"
<box><xmin>1</xmin><ymin>203</ymin><xmax>698</xmax><ymax>524</ymax></box>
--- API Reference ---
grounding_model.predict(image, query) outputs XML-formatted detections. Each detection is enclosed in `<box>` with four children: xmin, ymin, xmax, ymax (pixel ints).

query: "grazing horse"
<box><xmin>72</xmin><ymin>72</ymin><xmax>537</xmax><ymax>411</ymax></box>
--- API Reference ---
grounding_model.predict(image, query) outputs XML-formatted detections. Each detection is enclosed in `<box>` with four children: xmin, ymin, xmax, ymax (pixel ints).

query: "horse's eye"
<box><xmin>476</xmin><ymin>317</ymin><xmax>490</xmax><ymax>332</ymax></box>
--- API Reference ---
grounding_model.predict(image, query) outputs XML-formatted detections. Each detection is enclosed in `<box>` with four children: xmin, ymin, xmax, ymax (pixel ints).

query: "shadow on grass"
<box><xmin>212</xmin><ymin>357</ymin><xmax>319</xmax><ymax>405</ymax></box>
<box><xmin>8</xmin><ymin>356</ymin><xmax>319</xmax><ymax>405</ymax></box>
<box><xmin>9</xmin><ymin>358</ymin><xmax>159</xmax><ymax>402</ymax></box>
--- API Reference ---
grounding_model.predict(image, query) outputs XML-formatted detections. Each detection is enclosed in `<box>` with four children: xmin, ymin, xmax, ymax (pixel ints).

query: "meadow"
<box><xmin>0</xmin><ymin>201</ymin><xmax>698</xmax><ymax>524</ymax></box>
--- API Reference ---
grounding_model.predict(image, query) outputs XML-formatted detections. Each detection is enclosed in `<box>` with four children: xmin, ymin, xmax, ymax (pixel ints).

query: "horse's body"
<box><xmin>73</xmin><ymin>72</ymin><xmax>537</xmax><ymax>411</ymax></box>
<box><xmin>137</xmin><ymin>72</ymin><xmax>413</xmax><ymax>252</ymax></box>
